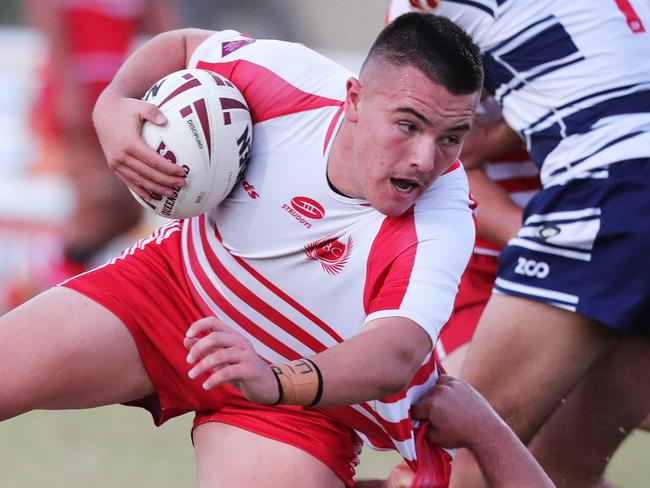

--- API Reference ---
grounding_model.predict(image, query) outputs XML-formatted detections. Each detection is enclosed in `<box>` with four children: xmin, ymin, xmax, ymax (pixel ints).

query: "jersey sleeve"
<box><xmin>187</xmin><ymin>31</ymin><xmax>349</xmax><ymax>125</ymax></box>
<box><xmin>363</xmin><ymin>167</ymin><xmax>476</xmax><ymax>346</ymax></box>
<box><xmin>386</xmin><ymin>0</ymin><xmax>495</xmax><ymax>40</ymax></box>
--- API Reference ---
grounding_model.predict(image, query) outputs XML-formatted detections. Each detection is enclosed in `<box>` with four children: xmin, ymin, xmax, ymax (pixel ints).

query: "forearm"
<box><xmin>468</xmin><ymin>418</ymin><xmax>553</xmax><ymax>487</ymax></box>
<box><xmin>185</xmin><ymin>317</ymin><xmax>432</xmax><ymax>408</ymax></box>
<box><xmin>467</xmin><ymin>168</ymin><xmax>522</xmax><ymax>246</ymax></box>
<box><xmin>281</xmin><ymin>318</ymin><xmax>431</xmax><ymax>407</ymax></box>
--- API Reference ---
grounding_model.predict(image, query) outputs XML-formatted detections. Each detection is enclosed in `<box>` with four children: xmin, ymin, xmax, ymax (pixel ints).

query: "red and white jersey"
<box><xmin>184</xmin><ymin>31</ymin><xmax>476</xmax><ymax>463</ymax></box>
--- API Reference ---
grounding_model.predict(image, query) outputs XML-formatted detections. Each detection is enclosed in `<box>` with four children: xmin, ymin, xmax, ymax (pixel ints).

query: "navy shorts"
<box><xmin>495</xmin><ymin>158</ymin><xmax>650</xmax><ymax>335</ymax></box>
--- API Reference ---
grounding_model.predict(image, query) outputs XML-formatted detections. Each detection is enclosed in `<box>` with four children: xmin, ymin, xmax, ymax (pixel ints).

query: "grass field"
<box><xmin>0</xmin><ymin>406</ymin><xmax>648</xmax><ymax>487</ymax></box>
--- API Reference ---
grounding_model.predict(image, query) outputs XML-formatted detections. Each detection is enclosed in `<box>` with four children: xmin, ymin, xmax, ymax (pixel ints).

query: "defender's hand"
<box><xmin>412</xmin><ymin>375</ymin><xmax>502</xmax><ymax>450</ymax></box>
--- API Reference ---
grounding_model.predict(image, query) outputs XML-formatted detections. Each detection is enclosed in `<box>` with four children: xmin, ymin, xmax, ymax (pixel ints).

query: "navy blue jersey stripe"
<box><xmin>499</xmin><ymin>21</ymin><xmax>579</xmax><ymax>73</ymax></box>
<box><xmin>528</xmin><ymin>90</ymin><xmax>650</xmax><ymax>165</ymax></box>
<box><xmin>497</xmin><ymin>56</ymin><xmax>585</xmax><ymax>103</ymax></box>
<box><xmin>446</xmin><ymin>0</ymin><xmax>495</xmax><ymax>17</ymax></box>
<box><xmin>483</xmin><ymin>16</ymin><xmax>581</xmax><ymax>96</ymax></box>
<box><xmin>487</xmin><ymin>15</ymin><xmax>553</xmax><ymax>54</ymax></box>
<box><xmin>546</xmin><ymin>133</ymin><xmax>646</xmax><ymax>177</ymax></box>
<box><xmin>483</xmin><ymin>52</ymin><xmax>515</xmax><ymax>94</ymax></box>
<box><xmin>528</xmin><ymin>83</ymin><xmax>643</xmax><ymax>132</ymax></box>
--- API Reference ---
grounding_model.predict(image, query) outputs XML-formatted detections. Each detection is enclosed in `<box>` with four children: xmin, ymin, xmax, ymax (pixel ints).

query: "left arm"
<box><xmin>184</xmin><ymin>315</ymin><xmax>431</xmax><ymax>406</ymax></box>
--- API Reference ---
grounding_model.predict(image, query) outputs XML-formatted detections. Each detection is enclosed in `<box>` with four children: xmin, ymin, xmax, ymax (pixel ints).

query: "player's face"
<box><xmin>343</xmin><ymin>64</ymin><xmax>479</xmax><ymax>216</ymax></box>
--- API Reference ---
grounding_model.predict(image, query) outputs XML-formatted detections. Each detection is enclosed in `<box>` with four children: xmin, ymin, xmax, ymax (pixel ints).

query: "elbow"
<box><xmin>364</xmin><ymin>318</ymin><xmax>432</xmax><ymax>397</ymax></box>
<box><xmin>379</xmin><ymin>343</ymin><xmax>429</xmax><ymax>395</ymax></box>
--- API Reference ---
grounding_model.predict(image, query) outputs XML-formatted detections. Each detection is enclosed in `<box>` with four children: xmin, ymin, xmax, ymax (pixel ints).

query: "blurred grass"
<box><xmin>0</xmin><ymin>406</ymin><xmax>648</xmax><ymax>487</ymax></box>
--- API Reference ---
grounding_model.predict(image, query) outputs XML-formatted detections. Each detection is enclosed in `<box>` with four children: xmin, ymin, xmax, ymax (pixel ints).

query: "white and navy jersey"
<box><xmin>186</xmin><ymin>32</ymin><xmax>476</xmax><ymax>462</ymax></box>
<box><xmin>388</xmin><ymin>0</ymin><xmax>650</xmax><ymax>187</ymax></box>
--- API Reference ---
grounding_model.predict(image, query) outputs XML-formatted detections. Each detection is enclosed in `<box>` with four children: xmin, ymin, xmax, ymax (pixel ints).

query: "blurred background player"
<box><xmin>23</xmin><ymin>0</ymin><xmax>180</xmax><ymax>290</ymax></box>
<box><xmin>388</xmin><ymin>1</ymin><xmax>650</xmax><ymax>487</ymax></box>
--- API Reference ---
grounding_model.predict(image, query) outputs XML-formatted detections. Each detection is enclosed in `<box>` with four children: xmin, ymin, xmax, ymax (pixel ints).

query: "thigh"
<box><xmin>193</xmin><ymin>422</ymin><xmax>345</xmax><ymax>488</ymax></box>
<box><xmin>441</xmin><ymin>343</ymin><xmax>469</xmax><ymax>377</ymax></box>
<box><xmin>0</xmin><ymin>287</ymin><xmax>153</xmax><ymax>419</ymax></box>
<box><xmin>459</xmin><ymin>294</ymin><xmax>617</xmax><ymax>443</ymax></box>
<box><xmin>529</xmin><ymin>334</ymin><xmax>650</xmax><ymax>487</ymax></box>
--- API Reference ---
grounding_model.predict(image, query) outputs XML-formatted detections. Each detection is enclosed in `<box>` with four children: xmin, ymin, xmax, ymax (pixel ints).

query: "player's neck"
<box><xmin>326</xmin><ymin>120</ymin><xmax>360</xmax><ymax>198</ymax></box>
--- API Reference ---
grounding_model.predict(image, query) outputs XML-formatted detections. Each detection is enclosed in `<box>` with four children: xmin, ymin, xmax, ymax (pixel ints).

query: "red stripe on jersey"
<box><xmin>379</xmin><ymin>355</ymin><xmax>438</xmax><ymax>404</ymax></box>
<box><xmin>614</xmin><ymin>0</ymin><xmax>646</xmax><ymax>33</ymax></box>
<box><xmin>359</xmin><ymin>403</ymin><xmax>413</xmax><ymax>442</ymax></box>
<box><xmin>197</xmin><ymin>60</ymin><xmax>343</xmax><ymax>124</ymax></box>
<box><xmin>323</xmin><ymin>105</ymin><xmax>345</xmax><ymax>155</ymax></box>
<box><xmin>326</xmin><ymin>404</ymin><xmax>396</xmax><ymax>449</ymax></box>
<box><xmin>443</xmin><ymin>160</ymin><xmax>461</xmax><ymax>175</ymax></box>
<box><xmin>496</xmin><ymin>174</ymin><xmax>541</xmax><ymax>193</ymax></box>
<box><xmin>363</xmin><ymin>208</ymin><xmax>418</xmax><ymax>314</ymax></box>
<box><xmin>186</xmin><ymin>219</ymin><xmax>302</xmax><ymax>359</ymax></box>
<box><xmin>212</xmin><ymin>227</ymin><xmax>345</xmax><ymax>345</ymax></box>
<box><xmin>329</xmin><ymin>399</ymin><xmax>415</xmax><ymax>445</ymax></box>
<box><xmin>196</xmin><ymin>220</ymin><xmax>332</xmax><ymax>354</ymax></box>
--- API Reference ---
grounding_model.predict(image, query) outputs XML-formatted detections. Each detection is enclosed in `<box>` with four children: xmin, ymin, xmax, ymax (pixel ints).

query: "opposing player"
<box><xmin>388</xmin><ymin>1</ymin><xmax>650</xmax><ymax>486</ymax></box>
<box><xmin>0</xmin><ymin>13</ymin><xmax>550</xmax><ymax>487</ymax></box>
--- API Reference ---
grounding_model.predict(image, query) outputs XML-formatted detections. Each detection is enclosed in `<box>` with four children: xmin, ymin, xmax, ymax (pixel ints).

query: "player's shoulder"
<box><xmin>190</xmin><ymin>30</ymin><xmax>353</xmax><ymax>80</ymax></box>
<box><xmin>188</xmin><ymin>30</ymin><xmax>352</xmax><ymax>109</ymax></box>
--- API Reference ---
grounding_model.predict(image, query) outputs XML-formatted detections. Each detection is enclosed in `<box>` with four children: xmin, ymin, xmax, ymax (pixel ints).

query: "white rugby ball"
<box><xmin>133</xmin><ymin>69</ymin><xmax>252</xmax><ymax>219</ymax></box>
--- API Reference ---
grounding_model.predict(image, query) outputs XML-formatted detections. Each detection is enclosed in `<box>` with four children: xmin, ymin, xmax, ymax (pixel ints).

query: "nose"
<box><xmin>409</xmin><ymin>139</ymin><xmax>436</xmax><ymax>173</ymax></box>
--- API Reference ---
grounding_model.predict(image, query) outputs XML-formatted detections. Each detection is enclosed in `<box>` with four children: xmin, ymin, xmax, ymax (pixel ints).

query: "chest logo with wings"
<box><xmin>304</xmin><ymin>235</ymin><xmax>354</xmax><ymax>275</ymax></box>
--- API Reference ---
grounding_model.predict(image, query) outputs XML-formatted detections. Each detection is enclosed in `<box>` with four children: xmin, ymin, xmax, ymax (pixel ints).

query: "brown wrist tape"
<box><xmin>270</xmin><ymin>358</ymin><xmax>323</xmax><ymax>406</ymax></box>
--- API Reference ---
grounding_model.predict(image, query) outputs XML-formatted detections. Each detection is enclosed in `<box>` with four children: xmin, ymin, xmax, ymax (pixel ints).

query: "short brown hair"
<box><xmin>362</xmin><ymin>12</ymin><xmax>483</xmax><ymax>95</ymax></box>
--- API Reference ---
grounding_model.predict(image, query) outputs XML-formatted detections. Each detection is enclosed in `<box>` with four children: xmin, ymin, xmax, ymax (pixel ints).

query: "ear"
<box><xmin>344</xmin><ymin>77</ymin><xmax>362</xmax><ymax>123</ymax></box>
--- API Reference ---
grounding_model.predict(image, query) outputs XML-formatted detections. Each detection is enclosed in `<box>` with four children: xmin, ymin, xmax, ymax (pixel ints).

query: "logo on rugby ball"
<box><xmin>291</xmin><ymin>196</ymin><xmax>325</xmax><ymax>220</ymax></box>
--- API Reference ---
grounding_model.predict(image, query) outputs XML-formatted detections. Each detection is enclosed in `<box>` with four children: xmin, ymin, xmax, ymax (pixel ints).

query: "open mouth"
<box><xmin>391</xmin><ymin>178</ymin><xmax>419</xmax><ymax>193</ymax></box>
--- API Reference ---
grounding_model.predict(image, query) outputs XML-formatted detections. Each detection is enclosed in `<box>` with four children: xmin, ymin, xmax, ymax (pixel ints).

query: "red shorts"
<box><xmin>437</xmin><ymin>252</ymin><xmax>499</xmax><ymax>358</ymax></box>
<box><xmin>61</xmin><ymin>222</ymin><xmax>359</xmax><ymax>486</ymax></box>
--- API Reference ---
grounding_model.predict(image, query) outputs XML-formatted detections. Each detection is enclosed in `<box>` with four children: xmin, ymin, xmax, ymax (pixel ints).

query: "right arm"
<box><xmin>92</xmin><ymin>28</ymin><xmax>212</xmax><ymax>201</ymax></box>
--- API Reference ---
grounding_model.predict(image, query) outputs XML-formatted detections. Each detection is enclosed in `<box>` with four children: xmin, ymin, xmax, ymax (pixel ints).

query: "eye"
<box><xmin>397</xmin><ymin>121</ymin><xmax>417</xmax><ymax>133</ymax></box>
<box><xmin>441</xmin><ymin>135</ymin><xmax>461</xmax><ymax>146</ymax></box>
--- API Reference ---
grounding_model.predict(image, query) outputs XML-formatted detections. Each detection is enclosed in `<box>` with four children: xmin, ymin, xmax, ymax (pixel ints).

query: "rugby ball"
<box><xmin>133</xmin><ymin>69</ymin><xmax>252</xmax><ymax>219</ymax></box>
